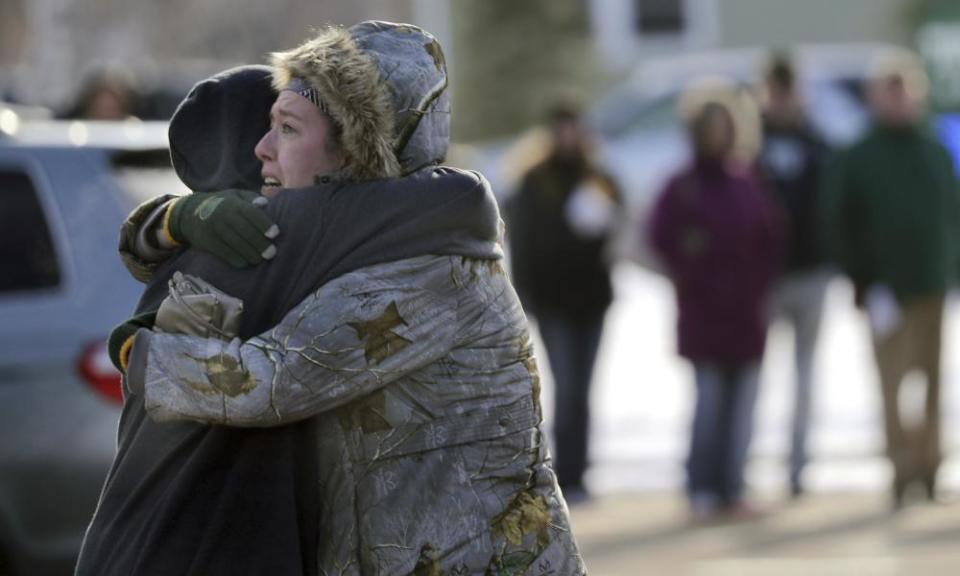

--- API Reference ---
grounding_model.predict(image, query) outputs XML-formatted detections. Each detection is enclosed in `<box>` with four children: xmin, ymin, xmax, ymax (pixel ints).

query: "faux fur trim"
<box><xmin>270</xmin><ymin>27</ymin><xmax>401</xmax><ymax>181</ymax></box>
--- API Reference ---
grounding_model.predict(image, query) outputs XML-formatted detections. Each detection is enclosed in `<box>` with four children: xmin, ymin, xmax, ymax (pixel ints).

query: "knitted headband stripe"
<box><xmin>283</xmin><ymin>77</ymin><xmax>328</xmax><ymax>113</ymax></box>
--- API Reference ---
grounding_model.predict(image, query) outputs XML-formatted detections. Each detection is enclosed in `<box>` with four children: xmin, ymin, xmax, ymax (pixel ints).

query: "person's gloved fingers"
<box><xmin>213</xmin><ymin>217</ymin><xmax>263</xmax><ymax>266</ymax></box>
<box><xmin>224</xmin><ymin>211</ymin><xmax>274</xmax><ymax>255</ymax></box>
<box><xmin>230</xmin><ymin>189</ymin><xmax>262</xmax><ymax>203</ymax></box>
<box><xmin>236</xmin><ymin>209</ymin><xmax>279</xmax><ymax>246</ymax></box>
<box><xmin>230</xmin><ymin>215</ymin><xmax>277</xmax><ymax>254</ymax></box>
<box><xmin>203</xmin><ymin>235</ymin><xmax>250</xmax><ymax>269</ymax></box>
<box><xmin>232</xmin><ymin>200</ymin><xmax>279</xmax><ymax>239</ymax></box>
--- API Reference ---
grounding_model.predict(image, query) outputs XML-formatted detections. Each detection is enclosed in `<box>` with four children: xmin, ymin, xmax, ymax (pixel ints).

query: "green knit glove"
<box><xmin>108</xmin><ymin>311</ymin><xmax>156</xmax><ymax>372</ymax></box>
<box><xmin>166</xmin><ymin>190</ymin><xmax>278</xmax><ymax>268</ymax></box>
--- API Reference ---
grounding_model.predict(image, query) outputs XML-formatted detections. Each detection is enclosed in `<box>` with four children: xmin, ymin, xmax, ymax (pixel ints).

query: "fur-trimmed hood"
<box><xmin>270</xmin><ymin>21</ymin><xmax>450</xmax><ymax>181</ymax></box>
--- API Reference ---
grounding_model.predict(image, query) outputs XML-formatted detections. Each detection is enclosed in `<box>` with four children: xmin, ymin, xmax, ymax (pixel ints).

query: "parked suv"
<box><xmin>0</xmin><ymin>113</ymin><xmax>185</xmax><ymax>575</ymax></box>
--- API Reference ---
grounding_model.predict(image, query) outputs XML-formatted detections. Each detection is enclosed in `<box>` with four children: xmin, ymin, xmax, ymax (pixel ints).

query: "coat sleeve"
<box><xmin>935</xmin><ymin>144</ymin><xmax>960</xmax><ymax>283</ymax></box>
<box><xmin>750</xmin><ymin>173</ymin><xmax>783</xmax><ymax>278</ymax></box>
<box><xmin>820</xmin><ymin>151</ymin><xmax>855</xmax><ymax>276</ymax></box>
<box><xmin>118</xmin><ymin>194</ymin><xmax>180</xmax><ymax>283</ymax></box>
<box><xmin>131</xmin><ymin>258</ymin><xmax>459</xmax><ymax>427</ymax></box>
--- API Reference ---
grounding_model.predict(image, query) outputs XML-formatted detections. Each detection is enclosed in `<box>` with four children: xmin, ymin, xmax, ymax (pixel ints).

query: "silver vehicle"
<box><xmin>0</xmin><ymin>113</ymin><xmax>184</xmax><ymax>575</ymax></box>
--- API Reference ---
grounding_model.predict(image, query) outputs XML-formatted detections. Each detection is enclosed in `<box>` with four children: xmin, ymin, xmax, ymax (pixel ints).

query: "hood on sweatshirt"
<box><xmin>168</xmin><ymin>65</ymin><xmax>277</xmax><ymax>192</ymax></box>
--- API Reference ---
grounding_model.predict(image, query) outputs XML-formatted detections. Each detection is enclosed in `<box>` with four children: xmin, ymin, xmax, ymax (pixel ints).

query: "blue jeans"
<box><xmin>770</xmin><ymin>271</ymin><xmax>830</xmax><ymax>489</ymax></box>
<box><xmin>537</xmin><ymin>311</ymin><xmax>605</xmax><ymax>489</ymax></box>
<box><xmin>687</xmin><ymin>363</ymin><xmax>760</xmax><ymax>507</ymax></box>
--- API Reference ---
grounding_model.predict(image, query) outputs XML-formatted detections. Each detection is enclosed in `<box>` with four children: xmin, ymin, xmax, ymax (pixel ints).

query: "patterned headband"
<box><xmin>282</xmin><ymin>77</ymin><xmax>327</xmax><ymax>113</ymax></box>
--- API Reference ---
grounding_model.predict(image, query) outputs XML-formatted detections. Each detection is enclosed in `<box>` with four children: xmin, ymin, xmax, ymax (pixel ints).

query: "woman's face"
<box><xmin>696</xmin><ymin>106</ymin><xmax>735</xmax><ymax>160</ymax></box>
<box><xmin>254</xmin><ymin>91</ymin><xmax>346</xmax><ymax>197</ymax></box>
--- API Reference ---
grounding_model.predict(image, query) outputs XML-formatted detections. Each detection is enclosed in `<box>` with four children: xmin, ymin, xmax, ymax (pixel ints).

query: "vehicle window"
<box><xmin>0</xmin><ymin>170</ymin><xmax>61</xmax><ymax>293</ymax></box>
<box><xmin>113</xmin><ymin>167</ymin><xmax>190</xmax><ymax>210</ymax></box>
<box><xmin>110</xmin><ymin>149</ymin><xmax>190</xmax><ymax>210</ymax></box>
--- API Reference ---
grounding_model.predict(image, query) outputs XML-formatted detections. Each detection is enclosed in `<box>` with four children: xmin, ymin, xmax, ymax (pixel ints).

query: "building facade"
<box><xmin>590</xmin><ymin>0</ymin><xmax>916</xmax><ymax>74</ymax></box>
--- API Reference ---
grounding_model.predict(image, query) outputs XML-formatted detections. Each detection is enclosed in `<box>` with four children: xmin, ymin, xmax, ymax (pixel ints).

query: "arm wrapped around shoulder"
<box><xmin>134</xmin><ymin>256</ymin><xmax>460</xmax><ymax>427</ymax></box>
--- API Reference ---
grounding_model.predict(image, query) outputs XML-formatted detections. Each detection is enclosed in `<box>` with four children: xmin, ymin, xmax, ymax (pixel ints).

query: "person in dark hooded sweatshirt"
<box><xmin>91</xmin><ymin>22</ymin><xmax>585</xmax><ymax>576</ymax></box>
<box><xmin>77</xmin><ymin>65</ymin><xmax>322</xmax><ymax>576</ymax></box>
<box><xmin>755</xmin><ymin>54</ymin><xmax>831</xmax><ymax>499</ymax></box>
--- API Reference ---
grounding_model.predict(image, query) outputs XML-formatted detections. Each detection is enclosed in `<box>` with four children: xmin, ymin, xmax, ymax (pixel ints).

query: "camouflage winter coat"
<box><xmin>121</xmin><ymin>21</ymin><xmax>586</xmax><ymax>575</ymax></box>
<box><xmin>128</xmin><ymin>254</ymin><xmax>586</xmax><ymax>575</ymax></box>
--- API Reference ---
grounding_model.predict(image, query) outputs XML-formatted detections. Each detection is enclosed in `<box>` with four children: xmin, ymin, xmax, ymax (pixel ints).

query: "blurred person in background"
<box><xmin>506</xmin><ymin>103</ymin><xmax>621</xmax><ymax>500</ymax></box>
<box><xmin>756</xmin><ymin>53</ymin><xmax>830</xmax><ymax>498</ymax></box>
<box><xmin>61</xmin><ymin>68</ymin><xmax>138</xmax><ymax>120</ymax></box>
<box><xmin>823</xmin><ymin>53</ymin><xmax>960</xmax><ymax>509</ymax></box>
<box><xmin>648</xmin><ymin>92</ymin><xmax>780</xmax><ymax>521</ymax></box>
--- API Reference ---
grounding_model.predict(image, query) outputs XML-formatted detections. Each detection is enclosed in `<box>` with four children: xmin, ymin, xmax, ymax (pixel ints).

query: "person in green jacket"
<box><xmin>823</xmin><ymin>52</ymin><xmax>960</xmax><ymax>509</ymax></box>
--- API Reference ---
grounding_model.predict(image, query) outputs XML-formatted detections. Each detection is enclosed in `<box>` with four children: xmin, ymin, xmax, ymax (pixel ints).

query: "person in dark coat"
<box><xmin>507</xmin><ymin>104</ymin><xmax>621</xmax><ymax>498</ymax></box>
<box><xmin>649</xmin><ymin>93</ymin><xmax>779</xmax><ymax>520</ymax></box>
<box><xmin>755</xmin><ymin>54</ymin><xmax>831</xmax><ymax>498</ymax></box>
<box><xmin>823</xmin><ymin>53</ymin><xmax>960</xmax><ymax>508</ymax></box>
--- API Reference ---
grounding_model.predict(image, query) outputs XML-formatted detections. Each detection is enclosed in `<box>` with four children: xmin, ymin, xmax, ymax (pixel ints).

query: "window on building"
<box><xmin>635</xmin><ymin>0</ymin><xmax>685</xmax><ymax>34</ymax></box>
<box><xmin>0</xmin><ymin>170</ymin><xmax>61</xmax><ymax>293</ymax></box>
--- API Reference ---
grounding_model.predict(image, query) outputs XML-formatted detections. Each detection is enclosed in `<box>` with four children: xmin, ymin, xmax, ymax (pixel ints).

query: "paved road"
<box><xmin>535</xmin><ymin>264</ymin><xmax>960</xmax><ymax>496</ymax></box>
<box><xmin>568</xmin><ymin>491</ymin><xmax>960</xmax><ymax>575</ymax></box>
<box><xmin>535</xmin><ymin>264</ymin><xmax>960</xmax><ymax>573</ymax></box>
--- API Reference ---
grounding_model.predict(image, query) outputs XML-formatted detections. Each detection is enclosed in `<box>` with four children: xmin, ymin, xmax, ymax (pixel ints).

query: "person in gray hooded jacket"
<box><xmin>122</xmin><ymin>22</ymin><xmax>585</xmax><ymax>575</ymax></box>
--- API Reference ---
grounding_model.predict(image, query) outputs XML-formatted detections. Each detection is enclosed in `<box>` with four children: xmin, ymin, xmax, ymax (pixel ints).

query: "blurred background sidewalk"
<box><xmin>551</xmin><ymin>266</ymin><xmax>960</xmax><ymax>496</ymax></box>
<box><xmin>569</xmin><ymin>491</ymin><xmax>960</xmax><ymax>575</ymax></box>
<box><xmin>540</xmin><ymin>264</ymin><xmax>960</xmax><ymax>574</ymax></box>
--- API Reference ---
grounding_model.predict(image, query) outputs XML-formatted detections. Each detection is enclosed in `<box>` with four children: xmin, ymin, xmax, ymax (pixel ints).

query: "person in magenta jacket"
<box><xmin>649</xmin><ymin>96</ymin><xmax>780</xmax><ymax>520</ymax></box>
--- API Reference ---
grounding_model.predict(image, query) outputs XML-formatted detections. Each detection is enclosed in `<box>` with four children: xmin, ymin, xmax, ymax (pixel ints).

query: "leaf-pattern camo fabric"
<box><xmin>133</xmin><ymin>254</ymin><xmax>587</xmax><ymax>575</ymax></box>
